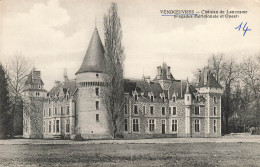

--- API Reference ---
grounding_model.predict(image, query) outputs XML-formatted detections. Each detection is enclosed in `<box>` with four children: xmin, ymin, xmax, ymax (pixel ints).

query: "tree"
<box><xmin>208</xmin><ymin>53</ymin><xmax>224</xmax><ymax>83</ymax></box>
<box><xmin>221</xmin><ymin>58</ymin><xmax>240</xmax><ymax>134</ymax></box>
<box><xmin>0</xmin><ymin>63</ymin><xmax>11</xmax><ymax>139</ymax></box>
<box><xmin>240</xmin><ymin>56</ymin><xmax>260</xmax><ymax>129</ymax></box>
<box><xmin>5</xmin><ymin>54</ymin><xmax>30</xmax><ymax>137</ymax></box>
<box><xmin>103</xmin><ymin>2</ymin><xmax>125</xmax><ymax>138</ymax></box>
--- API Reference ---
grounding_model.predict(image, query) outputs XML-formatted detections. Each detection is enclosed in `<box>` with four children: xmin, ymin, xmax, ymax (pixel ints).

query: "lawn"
<box><xmin>0</xmin><ymin>142</ymin><xmax>259</xmax><ymax>166</ymax></box>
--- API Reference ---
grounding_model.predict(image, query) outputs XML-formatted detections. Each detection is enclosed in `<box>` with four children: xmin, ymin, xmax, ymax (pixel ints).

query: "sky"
<box><xmin>0</xmin><ymin>0</ymin><xmax>259</xmax><ymax>90</ymax></box>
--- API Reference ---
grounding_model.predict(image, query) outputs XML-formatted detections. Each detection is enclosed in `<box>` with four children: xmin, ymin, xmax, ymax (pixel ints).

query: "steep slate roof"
<box><xmin>124</xmin><ymin>79</ymin><xmax>197</xmax><ymax>99</ymax></box>
<box><xmin>76</xmin><ymin>28</ymin><xmax>105</xmax><ymax>74</ymax></box>
<box><xmin>197</xmin><ymin>69</ymin><xmax>222</xmax><ymax>89</ymax></box>
<box><xmin>124</xmin><ymin>79</ymin><xmax>163</xmax><ymax>98</ymax></box>
<box><xmin>25</xmin><ymin>70</ymin><xmax>44</xmax><ymax>86</ymax></box>
<box><xmin>48</xmin><ymin>80</ymin><xmax>77</xmax><ymax>97</ymax></box>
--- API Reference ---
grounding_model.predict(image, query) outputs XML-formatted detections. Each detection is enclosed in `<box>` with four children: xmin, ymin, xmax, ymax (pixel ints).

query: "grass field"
<box><xmin>0</xmin><ymin>142</ymin><xmax>259</xmax><ymax>166</ymax></box>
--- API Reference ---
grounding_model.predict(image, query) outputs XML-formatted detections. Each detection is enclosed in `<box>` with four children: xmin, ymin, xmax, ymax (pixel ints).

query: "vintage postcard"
<box><xmin>0</xmin><ymin>0</ymin><xmax>259</xmax><ymax>166</ymax></box>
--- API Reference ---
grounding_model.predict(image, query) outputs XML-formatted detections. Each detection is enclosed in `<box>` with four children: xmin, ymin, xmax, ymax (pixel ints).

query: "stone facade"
<box><xmin>23</xmin><ymin>27</ymin><xmax>223</xmax><ymax>139</ymax></box>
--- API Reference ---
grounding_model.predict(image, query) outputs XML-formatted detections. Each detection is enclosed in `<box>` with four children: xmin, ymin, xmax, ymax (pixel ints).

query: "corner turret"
<box><xmin>185</xmin><ymin>79</ymin><xmax>192</xmax><ymax>106</ymax></box>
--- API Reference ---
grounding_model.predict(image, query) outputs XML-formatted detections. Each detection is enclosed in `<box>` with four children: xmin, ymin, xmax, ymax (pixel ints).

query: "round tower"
<box><xmin>75</xmin><ymin>27</ymin><xmax>110</xmax><ymax>139</ymax></box>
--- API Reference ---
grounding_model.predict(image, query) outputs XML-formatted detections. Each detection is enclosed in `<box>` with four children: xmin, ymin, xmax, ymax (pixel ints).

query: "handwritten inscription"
<box><xmin>235</xmin><ymin>22</ymin><xmax>252</xmax><ymax>36</ymax></box>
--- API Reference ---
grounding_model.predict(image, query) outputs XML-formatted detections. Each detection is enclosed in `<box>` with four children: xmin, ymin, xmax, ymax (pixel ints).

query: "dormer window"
<box><xmin>196</xmin><ymin>96</ymin><xmax>199</xmax><ymax>102</ymax></box>
<box><xmin>38</xmin><ymin>85</ymin><xmax>41</xmax><ymax>89</ymax></box>
<box><xmin>134</xmin><ymin>94</ymin><xmax>138</xmax><ymax>101</ymax></box>
<box><xmin>151</xmin><ymin>96</ymin><xmax>154</xmax><ymax>102</ymax></box>
<box><xmin>96</xmin><ymin>73</ymin><xmax>99</xmax><ymax>78</ymax></box>
<box><xmin>66</xmin><ymin>94</ymin><xmax>69</xmax><ymax>101</ymax></box>
<box><xmin>173</xmin><ymin>96</ymin><xmax>176</xmax><ymax>102</ymax></box>
<box><xmin>162</xmin><ymin>97</ymin><xmax>165</xmax><ymax>102</ymax></box>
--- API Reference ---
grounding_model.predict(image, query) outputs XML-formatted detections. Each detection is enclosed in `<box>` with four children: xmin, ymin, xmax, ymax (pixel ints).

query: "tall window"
<box><xmin>172</xmin><ymin>119</ymin><xmax>177</xmax><ymax>132</ymax></box>
<box><xmin>149</xmin><ymin>119</ymin><xmax>155</xmax><ymax>132</ymax></box>
<box><xmin>213</xmin><ymin>107</ymin><xmax>217</xmax><ymax>116</ymax></box>
<box><xmin>66</xmin><ymin>120</ymin><xmax>70</xmax><ymax>133</ymax></box>
<box><xmin>53</xmin><ymin>120</ymin><xmax>55</xmax><ymax>133</ymax></box>
<box><xmin>214</xmin><ymin>97</ymin><xmax>217</xmax><ymax>103</ymax></box>
<box><xmin>43</xmin><ymin>109</ymin><xmax>45</xmax><ymax>117</ymax></box>
<box><xmin>134</xmin><ymin>105</ymin><xmax>138</xmax><ymax>114</ymax></box>
<box><xmin>25</xmin><ymin>120</ymin><xmax>28</xmax><ymax>132</ymax></box>
<box><xmin>133</xmin><ymin>119</ymin><xmax>139</xmax><ymax>132</ymax></box>
<box><xmin>134</xmin><ymin>94</ymin><xmax>138</xmax><ymax>101</ymax></box>
<box><xmin>173</xmin><ymin>96</ymin><xmax>176</xmax><ymax>102</ymax></box>
<box><xmin>195</xmin><ymin>106</ymin><xmax>200</xmax><ymax>115</ymax></box>
<box><xmin>66</xmin><ymin>106</ymin><xmax>70</xmax><ymax>115</ymax></box>
<box><xmin>96</xmin><ymin>101</ymin><xmax>99</xmax><ymax>110</ymax></box>
<box><xmin>124</xmin><ymin>105</ymin><xmax>127</xmax><ymax>114</ymax></box>
<box><xmin>162</xmin><ymin>97</ymin><xmax>165</xmax><ymax>102</ymax></box>
<box><xmin>196</xmin><ymin>96</ymin><xmax>199</xmax><ymax>102</ymax></box>
<box><xmin>54</xmin><ymin>107</ymin><xmax>57</xmax><ymax>115</ymax></box>
<box><xmin>124</xmin><ymin>119</ymin><xmax>128</xmax><ymax>131</ymax></box>
<box><xmin>56</xmin><ymin>120</ymin><xmax>60</xmax><ymax>133</ymax></box>
<box><xmin>151</xmin><ymin>96</ymin><xmax>154</xmax><ymax>102</ymax></box>
<box><xmin>49</xmin><ymin>121</ymin><xmax>51</xmax><ymax>133</ymax></box>
<box><xmin>43</xmin><ymin>121</ymin><xmax>45</xmax><ymax>133</ymax></box>
<box><xmin>187</xmin><ymin>96</ymin><xmax>189</xmax><ymax>101</ymax></box>
<box><xmin>169</xmin><ymin>107</ymin><xmax>171</xmax><ymax>115</ymax></box>
<box><xmin>95</xmin><ymin>87</ymin><xmax>99</xmax><ymax>96</ymax></box>
<box><xmin>96</xmin><ymin>114</ymin><xmax>99</xmax><ymax>122</ymax></box>
<box><xmin>172</xmin><ymin>107</ymin><xmax>177</xmax><ymax>115</ymax></box>
<box><xmin>162</xmin><ymin>107</ymin><xmax>165</xmax><ymax>115</ymax></box>
<box><xmin>143</xmin><ymin>106</ymin><xmax>146</xmax><ymax>114</ymax></box>
<box><xmin>48</xmin><ymin>108</ymin><xmax>51</xmax><ymax>116</ymax></box>
<box><xmin>61</xmin><ymin>107</ymin><xmax>64</xmax><ymax>115</ymax></box>
<box><xmin>214</xmin><ymin>120</ymin><xmax>217</xmax><ymax>133</ymax></box>
<box><xmin>195</xmin><ymin>119</ymin><xmax>200</xmax><ymax>132</ymax></box>
<box><xmin>150</xmin><ymin>106</ymin><xmax>154</xmax><ymax>115</ymax></box>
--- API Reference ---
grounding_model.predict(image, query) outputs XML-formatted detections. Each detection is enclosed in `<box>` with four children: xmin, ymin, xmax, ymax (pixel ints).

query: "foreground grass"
<box><xmin>0</xmin><ymin>143</ymin><xmax>259</xmax><ymax>166</ymax></box>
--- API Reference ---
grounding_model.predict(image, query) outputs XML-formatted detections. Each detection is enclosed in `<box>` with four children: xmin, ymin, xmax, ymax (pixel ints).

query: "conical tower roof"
<box><xmin>76</xmin><ymin>28</ymin><xmax>105</xmax><ymax>75</ymax></box>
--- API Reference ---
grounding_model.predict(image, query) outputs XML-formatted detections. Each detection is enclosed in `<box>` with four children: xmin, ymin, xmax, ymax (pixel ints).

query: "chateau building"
<box><xmin>23</xmin><ymin>27</ymin><xmax>223</xmax><ymax>139</ymax></box>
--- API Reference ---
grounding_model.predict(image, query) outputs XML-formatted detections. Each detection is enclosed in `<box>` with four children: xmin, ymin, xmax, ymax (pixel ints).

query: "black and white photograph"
<box><xmin>0</xmin><ymin>0</ymin><xmax>259</xmax><ymax>166</ymax></box>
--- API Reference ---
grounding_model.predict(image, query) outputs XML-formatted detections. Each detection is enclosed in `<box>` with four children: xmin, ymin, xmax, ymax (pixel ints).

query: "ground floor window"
<box><xmin>124</xmin><ymin>119</ymin><xmax>128</xmax><ymax>131</ymax></box>
<box><xmin>133</xmin><ymin>119</ymin><xmax>139</xmax><ymax>132</ymax></box>
<box><xmin>172</xmin><ymin>119</ymin><xmax>177</xmax><ymax>132</ymax></box>
<box><xmin>49</xmin><ymin>121</ymin><xmax>51</xmax><ymax>133</ymax></box>
<box><xmin>149</xmin><ymin>119</ymin><xmax>155</xmax><ymax>132</ymax></box>
<box><xmin>214</xmin><ymin>120</ymin><xmax>217</xmax><ymax>133</ymax></box>
<box><xmin>195</xmin><ymin>119</ymin><xmax>200</xmax><ymax>132</ymax></box>
<box><xmin>56</xmin><ymin>120</ymin><xmax>60</xmax><ymax>133</ymax></box>
<box><xmin>66</xmin><ymin>120</ymin><xmax>70</xmax><ymax>133</ymax></box>
<box><xmin>43</xmin><ymin>121</ymin><xmax>45</xmax><ymax>133</ymax></box>
<box><xmin>53</xmin><ymin>120</ymin><xmax>55</xmax><ymax>133</ymax></box>
<box><xmin>25</xmin><ymin>120</ymin><xmax>28</xmax><ymax>132</ymax></box>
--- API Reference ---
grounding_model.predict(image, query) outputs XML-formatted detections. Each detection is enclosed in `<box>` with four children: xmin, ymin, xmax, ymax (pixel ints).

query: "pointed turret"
<box><xmin>64</xmin><ymin>68</ymin><xmax>69</xmax><ymax>83</ymax></box>
<box><xmin>76</xmin><ymin>28</ymin><xmax>105</xmax><ymax>75</ymax></box>
<box><xmin>185</xmin><ymin>78</ymin><xmax>192</xmax><ymax>106</ymax></box>
<box><xmin>185</xmin><ymin>79</ymin><xmax>191</xmax><ymax>94</ymax></box>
